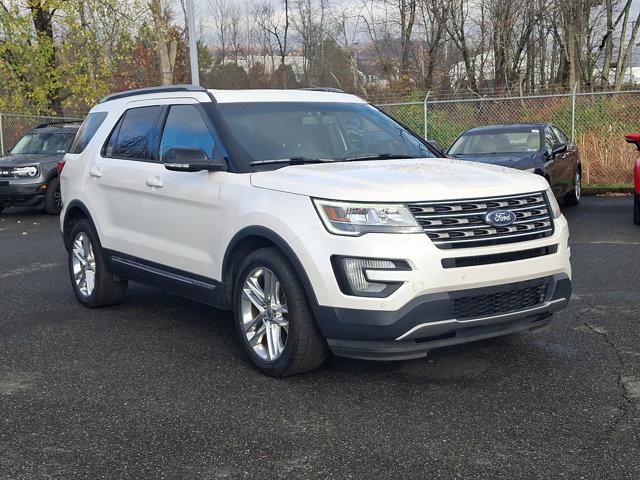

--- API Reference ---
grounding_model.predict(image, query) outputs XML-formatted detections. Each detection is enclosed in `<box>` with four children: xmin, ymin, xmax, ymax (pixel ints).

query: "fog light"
<box><xmin>332</xmin><ymin>256</ymin><xmax>410</xmax><ymax>297</ymax></box>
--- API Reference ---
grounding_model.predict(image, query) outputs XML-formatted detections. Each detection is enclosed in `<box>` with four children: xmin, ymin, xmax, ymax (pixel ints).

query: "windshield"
<box><xmin>10</xmin><ymin>132</ymin><xmax>75</xmax><ymax>155</ymax></box>
<box><xmin>218</xmin><ymin>102</ymin><xmax>434</xmax><ymax>166</ymax></box>
<box><xmin>448</xmin><ymin>128</ymin><xmax>541</xmax><ymax>155</ymax></box>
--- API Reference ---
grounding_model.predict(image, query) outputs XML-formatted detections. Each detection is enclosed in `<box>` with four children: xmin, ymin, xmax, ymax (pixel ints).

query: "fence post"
<box><xmin>423</xmin><ymin>91</ymin><xmax>430</xmax><ymax>139</ymax></box>
<box><xmin>0</xmin><ymin>113</ymin><xmax>4</xmax><ymax>157</ymax></box>
<box><xmin>571</xmin><ymin>83</ymin><xmax>578</xmax><ymax>142</ymax></box>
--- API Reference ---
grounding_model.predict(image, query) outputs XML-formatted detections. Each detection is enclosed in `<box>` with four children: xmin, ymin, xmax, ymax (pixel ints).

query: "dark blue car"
<box><xmin>446</xmin><ymin>123</ymin><xmax>582</xmax><ymax>205</ymax></box>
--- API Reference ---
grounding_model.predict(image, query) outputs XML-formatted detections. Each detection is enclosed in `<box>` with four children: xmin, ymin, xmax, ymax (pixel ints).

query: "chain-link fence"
<box><xmin>377</xmin><ymin>90</ymin><xmax>640</xmax><ymax>185</ymax></box>
<box><xmin>0</xmin><ymin>113</ymin><xmax>84</xmax><ymax>156</ymax></box>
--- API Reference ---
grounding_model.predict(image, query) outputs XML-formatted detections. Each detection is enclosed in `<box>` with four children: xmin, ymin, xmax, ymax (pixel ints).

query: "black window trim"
<box><xmin>100</xmin><ymin>105</ymin><xmax>165</xmax><ymax>163</ymax></box>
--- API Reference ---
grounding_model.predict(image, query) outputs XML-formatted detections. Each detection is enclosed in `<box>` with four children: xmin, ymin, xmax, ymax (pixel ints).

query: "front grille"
<box><xmin>407</xmin><ymin>192</ymin><xmax>553</xmax><ymax>249</ymax></box>
<box><xmin>452</xmin><ymin>277</ymin><xmax>551</xmax><ymax>320</ymax></box>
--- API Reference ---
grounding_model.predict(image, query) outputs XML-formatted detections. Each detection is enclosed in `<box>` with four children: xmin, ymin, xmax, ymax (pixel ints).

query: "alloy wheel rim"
<box><xmin>71</xmin><ymin>232</ymin><xmax>96</xmax><ymax>297</ymax></box>
<box><xmin>240</xmin><ymin>267</ymin><xmax>289</xmax><ymax>361</ymax></box>
<box><xmin>575</xmin><ymin>171</ymin><xmax>581</xmax><ymax>200</ymax></box>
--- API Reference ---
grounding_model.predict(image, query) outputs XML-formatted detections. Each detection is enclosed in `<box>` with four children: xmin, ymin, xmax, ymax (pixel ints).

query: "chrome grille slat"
<box><xmin>407</xmin><ymin>191</ymin><xmax>554</xmax><ymax>249</ymax></box>
<box><xmin>422</xmin><ymin>219</ymin><xmax>551</xmax><ymax>233</ymax></box>
<box><xmin>412</xmin><ymin>202</ymin><xmax>548</xmax><ymax>218</ymax></box>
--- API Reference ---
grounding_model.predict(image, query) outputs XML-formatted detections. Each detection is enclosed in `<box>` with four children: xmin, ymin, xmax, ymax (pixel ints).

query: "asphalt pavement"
<box><xmin>0</xmin><ymin>196</ymin><xmax>639</xmax><ymax>480</ymax></box>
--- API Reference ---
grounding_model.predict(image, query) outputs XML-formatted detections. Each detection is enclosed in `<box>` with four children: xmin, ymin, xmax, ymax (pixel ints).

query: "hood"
<box><xmin>250</xmin><ymin>158</ymin><xmax>550</xmax><ymax>202</ymax></box>
<box><xmin>451</xmin><ymin>152</ymin><xmax>541</xmax><ymax>170</ymax></box>
<box><xmin>0</xmin><ymin>154</ymin><xmax>60</xmax><ymax>166</ymax></box>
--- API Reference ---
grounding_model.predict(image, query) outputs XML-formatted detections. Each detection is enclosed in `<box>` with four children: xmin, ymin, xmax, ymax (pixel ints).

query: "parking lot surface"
<box><xmin>0</xmin><ymin>196</ymin><xmax>639</xmax><ymax>479</ymax></box>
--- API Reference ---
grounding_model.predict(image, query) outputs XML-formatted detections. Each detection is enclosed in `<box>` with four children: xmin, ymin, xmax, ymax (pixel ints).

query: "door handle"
<box><xmin>146</xmin><ymin>177</ymin><xmax>164</xmax><ymax>188</ymax></box>
<box><xmin>89</xmin><ymin>168</ymin><xmax>102</xmax><ymax>178</ymax></box>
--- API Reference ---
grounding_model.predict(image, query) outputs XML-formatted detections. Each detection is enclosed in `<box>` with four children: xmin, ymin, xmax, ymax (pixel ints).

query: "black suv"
<box><xmin>0</xmin><ymin>122</ymin><xmax>79</xmax><ymax>214</ymax></box>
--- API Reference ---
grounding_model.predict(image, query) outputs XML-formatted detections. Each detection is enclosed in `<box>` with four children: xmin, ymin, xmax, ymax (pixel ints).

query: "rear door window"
<box><xmin>544</xmin><ymin>127</ymin><xmax>558</xmax><ymax>151</ymax></box>
<box><xmin>552</xmin><ymin>126</ymin><xmax>568</xmax><ymax>144</ymax></box>
<box><xmin>103</xmin><ymin>106</ymin><xmax>163</xmax><ymax>161</ymax></box>
<box><xmin>70</xmin><ymin>112</ymin><xmax>108</xmax><ymax>154</ymax></box>
<box><xmin>159</xmin><ymin>105</ymin><xmax>215</xmax><ymax>161</ymax></box>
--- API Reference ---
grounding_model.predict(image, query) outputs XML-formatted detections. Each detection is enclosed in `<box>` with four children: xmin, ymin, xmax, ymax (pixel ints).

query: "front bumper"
<box><xmin>0</xmin><ymin>182</ymin><xmax>47</xmax><ymax>206</ymax></box>
<box><xmin>323</xmin><ymin>274</ymin><xmax>571</xmax><ymax>360</ymax></box>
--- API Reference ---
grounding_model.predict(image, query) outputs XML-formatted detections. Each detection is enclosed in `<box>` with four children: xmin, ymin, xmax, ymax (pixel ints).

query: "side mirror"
<box><xmin>551</xmin><ymin>144</ymin><xmax>568</xmax><ymax>156</ymax></box>
<box><xmin>163</xmin><ymin>147</ymin><xmax>227</xmax><ymax>172</ymax></box>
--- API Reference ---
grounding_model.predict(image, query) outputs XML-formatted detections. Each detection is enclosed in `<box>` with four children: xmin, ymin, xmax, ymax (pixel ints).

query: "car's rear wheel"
<box><xmin>68</xmin><ymin>219</ymin><xmax>128</xmax><ymax>307</ymax></box>
<box><xmin>44</xmin><ymin>177</ymin><xmax>62</xmax><ymax>215</ymax></box>
<box><xmin>564</xmin><ymin>168</ymin><xmax>581</xmax><ymax>206</ymax></box>
<box><xmin>234</xmin><ymin>247</ymin><xmax>327</xmax><ymax>377</ymax></box>
<box><xmin>634</xmin><ymin>194</ymin><xmax>640</xmax><ymax>225</ymax></box>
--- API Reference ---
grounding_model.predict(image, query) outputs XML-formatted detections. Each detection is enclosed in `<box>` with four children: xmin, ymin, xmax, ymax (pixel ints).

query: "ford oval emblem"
<box><xmin>485</xmin><ymin>210</ymin><xmax>516</xmax><ymax>227</ymax></box>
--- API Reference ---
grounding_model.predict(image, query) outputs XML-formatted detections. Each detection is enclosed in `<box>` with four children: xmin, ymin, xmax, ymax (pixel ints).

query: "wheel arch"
<box><xmin>62</xmin><ymin>200</ymin><xmax>98</xmax><ymax>250</ymax></box>
<box><xmin>222</xmin><ymin>226</ymin><xmax>319</xmax><ymax>310</ymax></box>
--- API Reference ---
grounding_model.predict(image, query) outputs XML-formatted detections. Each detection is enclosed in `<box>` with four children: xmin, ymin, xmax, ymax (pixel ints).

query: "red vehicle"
<box><xmin>625</xmin><ymin>133</ymin><xmax>640</xmax><ymax>225</ymax></box>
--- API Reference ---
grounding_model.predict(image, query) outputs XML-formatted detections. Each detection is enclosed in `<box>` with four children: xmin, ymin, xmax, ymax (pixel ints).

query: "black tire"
<box><xmin>68</xmin><ymin>219</ymin><xmax>128</xmax><ymax>308</ymax></box>
<box><xmin>0</xmin><ymin>206</ymin><xmax>4</xmax><ymax>214</ymax></box>
<box><xmin>233</xmin><ymin>247</ymin><xmax>328</xmax><ymax>377</ymax></box>
<box><xmin>634</xmin><ymin>194</ymin><xmax>640</xmax><ymax>226</ymax></box>
<box><xmin>44</xmin><ymin>177</ymin><xmax>62</xmax><ymax>215</ymax></box>
<box><xmin>564</xmin><ymin>168</ymin><xmax>581</xmax><ymax>206</ymax></box>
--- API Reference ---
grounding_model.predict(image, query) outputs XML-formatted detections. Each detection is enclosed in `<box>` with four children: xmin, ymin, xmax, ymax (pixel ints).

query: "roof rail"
<box><xmin>99</xmin><ymin>84</ymin><xmax>208</xmax><ymax>103</ymax></box>
<box><xmin>299</xmin><ymin>87</ymin><xmax>345</xmax><ymax>93</ymax></box>
<box><xmin>35</xmin><ymin>120</ymin><xmax>83</xmax><ymax>129</ymax></box>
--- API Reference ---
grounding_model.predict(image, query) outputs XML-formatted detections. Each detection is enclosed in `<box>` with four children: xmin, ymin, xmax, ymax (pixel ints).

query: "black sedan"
<box><xmin>446</xmin><ymin>123</ymin><xmax>582</xmax><ymax>204</ymax></box>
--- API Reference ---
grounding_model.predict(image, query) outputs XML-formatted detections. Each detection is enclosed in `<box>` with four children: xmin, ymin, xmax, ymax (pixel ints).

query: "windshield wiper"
<box><xmin>340</xmin><ymin>153</ymin><xmax>419</xmax><ymax>162</ymax></box>
<box><xmin>250</xmin><ymin>157</ymin><xmax>335</xmax><ymax>166</ymax></box>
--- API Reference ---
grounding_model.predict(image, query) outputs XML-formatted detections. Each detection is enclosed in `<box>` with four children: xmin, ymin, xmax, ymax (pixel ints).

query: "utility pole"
<box><xmin>185</xmin><ymin>0</ymin><xmax>200</xmax><ymax>85</ymax></box>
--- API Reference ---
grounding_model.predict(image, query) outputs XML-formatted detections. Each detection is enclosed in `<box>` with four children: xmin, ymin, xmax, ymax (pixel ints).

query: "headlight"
<box><xmin>313</xmin><ymin>199</ymin><xmax>422</xmax><ymax>236</ymax></box>
<box><xmin>13</xmin><ymin>166</ymin><xmax>38</xmax><ymax>177</ymax></box>
<box><xmin>545</xmin><ymin>188</ymin><xmax>561</xmax><ymax>218</ymax></box>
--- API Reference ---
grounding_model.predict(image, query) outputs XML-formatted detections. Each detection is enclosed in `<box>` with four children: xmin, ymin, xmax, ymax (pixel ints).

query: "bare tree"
<box><xmin>149</xmin><ymin>0</ymin><xmax>177</xmax><ymax>85</ymax></box>
<box><xmin>414</xmin><ymin>0</ymin><xmax>446</xmax><ymax>89</ymax></box>
<box><xmin>254</xmin><ymin>0</ymin><xmax>291</xmax><ymax>88</ymax></box>
<box><xmin>444</xmin><ymin>0</ymin><xmax>478</xmax><ymax>92</ymax></box>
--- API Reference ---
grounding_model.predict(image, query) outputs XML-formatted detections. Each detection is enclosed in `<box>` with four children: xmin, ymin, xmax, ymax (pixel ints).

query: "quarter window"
<box><xmin>103</xmin><ymin>106</ymin><xmax>163</xmax><ymax>160</ymax></box>
<box><xmin>544</xmin><ymin>127</ymin><xmax>558</xmax><ymax>151</ymax></box>
<box><xmin>159</xmin><ymin>105</ymin><xmax>215</xmax><ymax>162</ymax></box>
<box><xmin>70</xmin><ymin>112</ymin><xmax>108</xmax><ymax>154</ymax></box>
<box><xmin>552</xmin><ymin>126</ymin><xmax>568</xmax><ymax>144</ymax></box>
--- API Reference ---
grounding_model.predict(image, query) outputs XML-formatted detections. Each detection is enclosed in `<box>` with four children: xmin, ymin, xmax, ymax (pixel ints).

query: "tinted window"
<box><xmin>159</xmin><ymin>105</ymin><xmax>215</xmax><ymax>161</ymax></box>
<box><xmin>218</xmin><ymin>102</ymin><xmax>434</xmax><ymax>166</ymax></box>
<box><xmin>69</xmin><ymin>112</ymin><xmax>107</xmax><ymax>153</ymax></box>
<box><xmin>552</xmin><ymin>126</ymin><xmax>568</xmax><ymax>144</ymax></box>
<box><xmin>104</xmin><ymin>106</ymin><xmax>163</xmax><ymax>160</ymax></box>
<box><xmin>11</xmin><ymin>132</ymin><xmax>75</xmax><ymax>155</ymax></box>
<box><xmin>544</xmin><ymin>127</ymin><xmax>558</xmax><ymax>150</ymax></box>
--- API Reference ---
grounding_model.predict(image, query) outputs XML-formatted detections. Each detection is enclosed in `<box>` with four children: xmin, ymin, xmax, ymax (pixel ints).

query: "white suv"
<box><xmin>60</xmin><ymin>85</ymin><xmax>572</xmax><ymax>376</ymax></box>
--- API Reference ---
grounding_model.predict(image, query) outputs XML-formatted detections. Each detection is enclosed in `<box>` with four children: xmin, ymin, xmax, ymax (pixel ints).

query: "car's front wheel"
<box><xmin>634</xmin><ymin>195</ymin><xmax>640</xmax><ymax>225</ymax></box>
<box><xmin>68</xmin><ymin>219</ymin><xmax>128</xmax><ymax>307</ymax></box>
<box><xmin>44</xmin><ymin>177</ymin><xmax>62</xmax><ymax>215</ymax></box>
<box><xmin>564</xmin><ymin>168</ymin><xmax>581</xmax><ymax>206</ymax></box>
<box><xmin>234</xmin><ymin>247</ymin><xmax>327</xmax><ymax>377</ymax></box>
